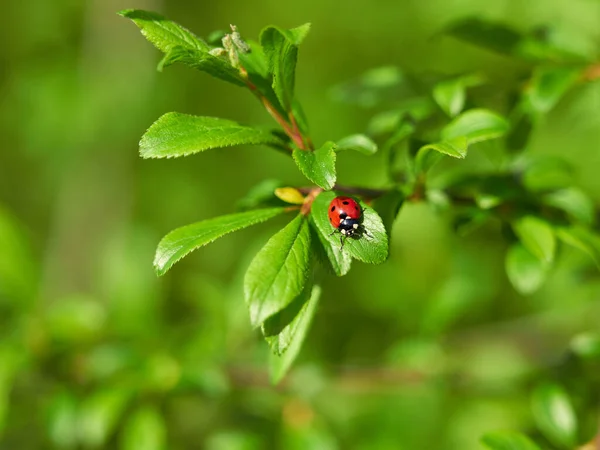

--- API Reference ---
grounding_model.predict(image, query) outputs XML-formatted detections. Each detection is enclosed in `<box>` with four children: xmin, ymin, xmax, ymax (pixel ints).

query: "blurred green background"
<box><xmin>1</xmin><ymin>0</ymin><xmax>599</xmax><ymax>448</ymax></box>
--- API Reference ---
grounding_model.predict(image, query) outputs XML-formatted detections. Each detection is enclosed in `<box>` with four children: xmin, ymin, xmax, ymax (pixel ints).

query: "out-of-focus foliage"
<box><xmin>1</xmin><ymin>0</ymin><xmax>599</xmax><ymax>449</ymax></box>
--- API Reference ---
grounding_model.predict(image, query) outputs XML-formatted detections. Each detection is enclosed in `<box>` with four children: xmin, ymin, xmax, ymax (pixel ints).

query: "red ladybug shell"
<box><xmin>328</xmin><ymin>196</ymin><xmax>361</xmax><ymax>228</ymax></box>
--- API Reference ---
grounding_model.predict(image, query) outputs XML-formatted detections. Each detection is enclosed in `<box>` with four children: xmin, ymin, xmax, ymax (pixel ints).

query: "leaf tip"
<box><xmin>116</xmin><ymin>9</ymin><xmax>134</xmax><ymax>17</ymax></box>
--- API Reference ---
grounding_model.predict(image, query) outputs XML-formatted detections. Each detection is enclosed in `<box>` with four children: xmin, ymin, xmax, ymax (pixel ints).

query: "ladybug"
<box><xmin>328</xmin><ymin>196</ymin><xmax>372</xmax><ymax>249</ymax></box>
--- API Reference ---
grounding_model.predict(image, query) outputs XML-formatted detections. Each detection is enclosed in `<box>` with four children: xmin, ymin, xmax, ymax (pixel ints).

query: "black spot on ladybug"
<box><xmin>329</xmin><ymin>217</ymin><xmax>332</xmax><ymax>222</ymax></box>
<box><xmin>339</xmin><ymin>213</ymin><xmax>347</xmax><ymax>219</ymax></box>
<box><xmin>330</xmin><ymin>206</ymin><xmax>335</xmax><ymax>212</ymax></box>
<box><xmin>342</xmin><ymin>201</ymin><xmax>349</xmax><ymax>205</ymax></box>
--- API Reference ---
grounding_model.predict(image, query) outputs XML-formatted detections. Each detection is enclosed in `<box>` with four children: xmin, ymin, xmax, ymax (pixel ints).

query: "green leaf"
<box><xmin>311</xmin><ymin>191</ymin><xmax>388</xmax><ymax>264</ymax></box>
<box><xmin>118</xmin><ymin>9</ymin><xmax>209</xmax><ymax>53</ymax></box>
<box><xmin>244</xmin><ymin>215</ymin><xmax>312</xmax><ymax>327</ymax></box>
<box><xmin>155</xmin><ymin>207</ymin><xmax>289</xmax><ymax>275</ymax></box>
<box><xmin>79</xmin><ymin>389</ymin><xmax>131</xmax><ymax>448</ymax></box>
<box><xmin>524</xmin><ymin>66</ymin><xmax>581</xmax><ymax>114</ymax></box>
<box><xmin>556</xmin><ymin>226</ymin><xmax>600</xmax><ymax>267</ymax></box>
<box><xmin>444</xmin><ymin>17</ymin><xmax>523</xmax><ymax>55</ymax></box>
<box><xmin>140</xmin><ymin>113</ymin><xmax>285</xmax><ymax>159</ymax></box>
<box><xmin>570</xmin><ymin>332</ymin><xmax>600</xmax><ymax>359</ymax></box>
<box><xmin>415</xmin><ymin>137</ymin><xmax>468</xmax><ymax>173</ymax></box>
<box><xmin>505</xmin><ymin>243</ymin><xmax>549</xmax><ymax>295</ymax></box>
<box><xmin>481</xmin><ymin>431</ymin><xmax>541</xmax><ymax>450</ymax></box>
<box><xmin>157</xmin><ymin>46</ymin><xmax>245</xmax><ymax>86</ymax></box>
<box><xmin>46</xmin><ymin>391</ymin><xmax>79</xmax><ymax>449</ymax></box>
<box><xmin>260</xmin><ymin>24</ymin><xmax>311</xmax><ymax>110</ymax></box>
<box><xmin>442</xmin><ymin>109</ymin><xmax>509</xmax><ymax>144</ymax></box>
<box><xmin>543</xmin><ymin>188</ymin><xmax>594</xmax><ymax>225</ymax></box>
<box><xmin>268</xmin><ymin>285</ymin><xmax>321</xmax><ymax>384</ymax></box>
<box><xmin>512</xmin><ymin>216</ymin><xmax>556</xmax><ymax>264</ymax></box>
<box><xmin>531</xmin><ymin>383</ymin><xmax>578</xmax><ymax>449</ymax></box>
<box><xmin>336</xmin><ymin>134</ymin><xmax>378</xmax><ymax>155</ymax></box>
<box><xmin>292</xmin><ymin>142</ymin><xmax>337</xmax><ymax>190</ymax></box>
<box><xmin>120</xmin><ymin>406</ymin><xmax>166</xmax><ymax>450</ymax></box>
<box><xmin>432</xmin><ymin>74</ymin><xmax>483</xmax><ymax>117</ymax></box>
<box><xmin>119</xmin><ymin>10</ymin><xmax>246</xmax><ymax>86</ymax></box>
<box><xmin>310</xmin><ymin>216</ymin><xmax>352</xmax><ymax>276</ymax></box>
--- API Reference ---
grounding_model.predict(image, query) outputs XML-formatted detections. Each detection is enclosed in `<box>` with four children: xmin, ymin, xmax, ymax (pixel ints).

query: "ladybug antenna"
<box><xmin>363</xmin><ymin>229</ymin><xmax>374</xmax><ymax>240</ymax></box>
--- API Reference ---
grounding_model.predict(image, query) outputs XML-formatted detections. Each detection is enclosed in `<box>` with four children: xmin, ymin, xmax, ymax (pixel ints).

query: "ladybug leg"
<box><xmin>339</xmin><ymin>235</ymin><xmax>345</xmax><ymax>250</ymax></box>
<box><xmin>329</xmin><ymin>229</ymin><xmax>337</xmax><ymax>237</ymax></box>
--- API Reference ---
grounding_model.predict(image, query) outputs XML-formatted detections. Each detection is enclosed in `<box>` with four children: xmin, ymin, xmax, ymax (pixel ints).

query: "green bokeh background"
<box><xmin>1</xmin><ymin>0</ymin><xmax>599</xmax><ymax>448</ymax></box>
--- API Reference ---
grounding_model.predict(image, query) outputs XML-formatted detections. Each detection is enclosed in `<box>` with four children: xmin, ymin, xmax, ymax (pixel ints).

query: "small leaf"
<box><xmin>481</xmin><ymin>431</ymin><xmax>541</xmax><ymax>450</ymax></box>
<box><xmin>155</xmin><ymin>207</ymin><xmax>289</xmax><ymax>275</ymax></box>
<box><xmin>120</xmin><ymin>406</ymin><xmax>166</xmax><ymax>450</ymax></box>
<box><xmin>512</xmin><ymin>216</ymin><xmax>556</xmax><ymax>264</ymax></box>
<box><xmin>157</xmin><ymin>46</ymin><xmax>245</xmax><ymax>86</ymax></box>
<box><xmin>292</xmin><ymin>142</ymin><xmax>337</xmax><ymax>190</ymax></box>
<box><xmin>522</xmin><ymin>156</ymin><xmax>573</xmax><ymax>191</ymax></box>
<box><xmin>118</xmin><ymin>9</ymin><xmax>209</xmax><ymax>54</ymax></box>
<box><xmin>433</xmin><ymin>74</ymin><xmax>483</xmax><ymax>117</ymax></box>
<box><xmin>309</xmin><ymin>216</ymin><xmax>352</xmax><ymax>276</ymax></box>
<box><xmin>244</xmin><ymin>215</ymin><xmax>312</xmax><ymax>327</ymax></box>
<box><xmin>140</xmin><ymin>113</ymin><xmax>285</xmax><ymax>159</ymax></box>
<box><xmin>336</xmin><ymin>134</ymin><xmax>378</xmax><ymax>155</ymax></box>
<box><xmin>46</xmin><ymin>391</ymin><xmax>79</xmax><ymax>449</ymax></box>
<box><xmin>444</xmin><ymin>17</ymin><xmax>523</xmax><ymax>55</ymax></box>
<box><xmin>524</xmin><ymin>66</ymin><xmax>581</xmax><ymax>114</ymax></box>
<box><xmin>543</xmin><ymin>188</ymin><xmax>594</xmax><ymax>225</ymax></box>
<box><xmin>505</xmin><ymin>243</ymin><xmax>549</xmax><ymax>295</ymax></box>
<box><xmin>555</xmin><ymin>226</ymin><xmax>600</xmax><ymax>267</ymax></box>
<box><xmin>414</xmin><ymin>137</ymin><xmax>468</xmax><ymax>174</ymax></box>
<box><xmin>268</xmin><ymin>285</ymin><xmax>321</xmax><ymax>384</ymax></box>
<box><xmin>570</xmin><ymin>332</ymin><xmax>600</xmax><ymax>359</ymax></box>
<box><xmin>311</xmin><ymin>191</ymin><xmax>388</xmax><ymax>264</ymax></box>
<box><xmin>274</xmin><ymin>187</ymin><xmax>305</xmax><ymax>205</ymax></box>
<box><xmin>260</xmin><ymin>24</ymin><xmax>311</xmax><ymax>110</ymax></box>
<box><xmin>418</xmin><ymin>137</ymin><xmax>468</xmax><ymax>159</ymax></box>
<box><xmin>78</xmin><ymin>389</ymin><xmax>131</xmax><ymax>448</ymax></box>
<box><xmin>442</xmin><ymin>108</ymin><xmax>509</xmax><ymax>144</ymax></box>
<box><xmin>119</xmin><ymin>10</ymin><xmax>246</xmax><ymax>86</ymax></box>
<box><xmin>531</xmin><ymin>382</ymin><xmax>578</xmax><ymax>449</ymax></box>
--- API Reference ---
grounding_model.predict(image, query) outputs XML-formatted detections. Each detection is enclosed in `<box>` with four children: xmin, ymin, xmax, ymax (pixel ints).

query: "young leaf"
<box><xmin>309</xmin><ymin>216</ymin><xmax>352</xmax><ymax>276</ymax></box>
<box><xmin>336</xmin><ymin>134</ymin><xmax>378</xmax><ymax>155</ymax></box>
<box><xmin>119</xmin><ymin>10</ymin><xmax>246</xmax><ymax>86</ymax></box>
<box><xmin>155</xmin><ymin>207</ymin><xmax>289</xmax><ymax>275</ymax></box>
<box><xmin>442</xmin><ymin>108</ymin><xmax>509</xmax><ymax>144</ymax></box>
<box><xmin>570</xmin><ymin>332</ymin><xmax>600</xmax><ymax>360</ymax></box>
<box><xmin>236</xmin><ymin>179</ymin><xmax>284</xmax><ymax>211</ymax></box>
<box><xmin>274</xmin><ymin>187</ymin><xmax>305</xmax><ymax>205</ymax></box>
<box><xmin>481</xmin><ymin>431</ymin><xmax>541</xmax><ymax>450</ymax></box>
<box><xmin>157</xmin><ymin>46</ymin><xmax>245</xmax><ymax>86</ymax></box>
<box><xmin>443</xmin><ymin>17</ymin><xmax>523</xmax><ymax>55</ymax></box>
<box><xmin>524</xmin><ymin>66</ymin><xmax>581</xmax><ymax>114</ymax></box>
<box><xmin>543</xmin><ymin>188</ymin><xmax>594</xmax><ymax>225</ymax></box>
<box><xmin>244</xmin><ymin>215</ymin><xmax>312</xmax><ymax>327</ymax></box>
<box><xmin>414</xmin><ymin>137</ymin><xmax>468</xmax><ymax>174</ymax></box>
<box><xmin>512</xmin><ymin>216</ymin><xmax>556</xmax><ymax>264</ymax></box>
<box><xmin>78</xmin><ymin>389</ymin><xmax>131</xmax><ymax>448</ymax></box>
<box><xmin>556</xmin><ymin>226</ymin><xmax>600</xmax><ymax>267</ymax></box>
<box><xmin>120</xmin><ymin>406</ymin><xmax>166</xmax><ymax>450</ymax></box>
<box><xmin>531</xmin><ymin>383</ymin><xmax>578</xmax><ymax>449</ymax></box>
<box><xmin>140</xmin><ymin>113</ymin><xmax>285</xmax><ymax>158</ymax></box>
<box><xmin>260</xmin><ymin>24</ymin><xmax>311</xmax><ymax>110</ymax></box>
<box><xmin>433</xmin><ymin>74</ymin><xmax>483</xmax><ymax>117</ymax></box>
<box><xmin>268</xmin><ymin>285</ymin><xmax>321</xmax><ymax>384</ymax></box>
<box><xmin>311</xmin><ymin>191</ymin><xmax>388</xmax><ymax>264</ymax></box>
<box><xmin>292</xmin><ymin>142</ymin><xmax>337</xmax><ymax>190</ymax></box>
<box><xmin>118</xmin><ymin>9</ymin><xmax>209</xmax><ymax>53</ymax></box>
<box><xmin>505</xmin><ymin>243</ymin><xmax>549</xmax><ymax>295</ymax></box>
